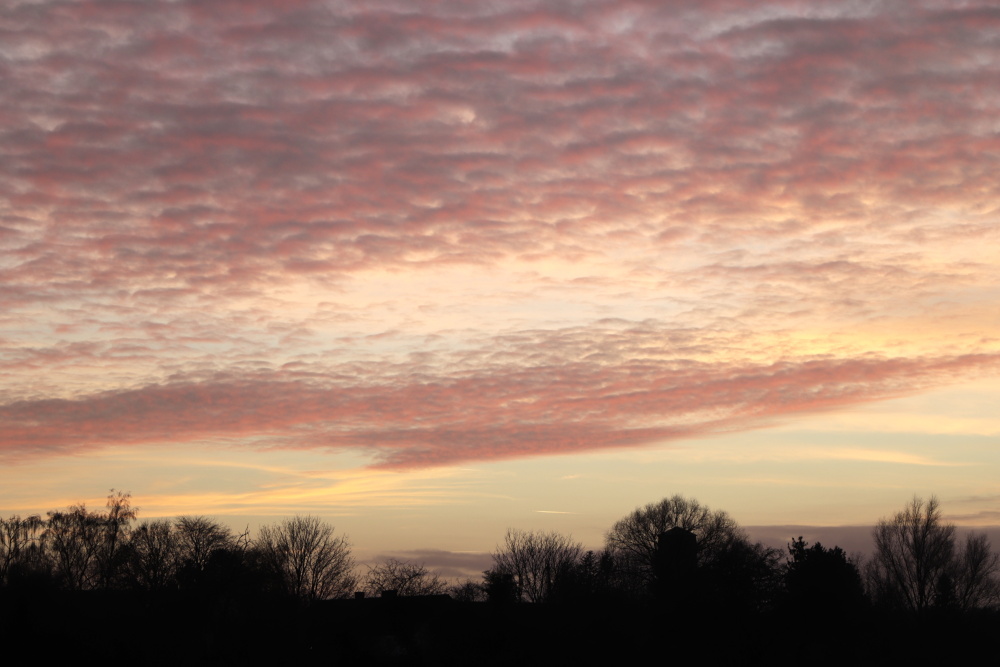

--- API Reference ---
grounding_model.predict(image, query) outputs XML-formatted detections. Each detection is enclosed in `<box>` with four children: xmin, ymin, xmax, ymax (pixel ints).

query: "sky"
<box><xmin>2</xmin><ymin>0</ymin><xmax>1000</xmax><ymax>574</ymax></box>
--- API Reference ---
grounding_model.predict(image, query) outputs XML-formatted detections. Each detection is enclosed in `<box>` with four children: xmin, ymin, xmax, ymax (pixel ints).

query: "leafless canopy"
<box><xmin>174</xmin><ymin>516</ymin><xmax>234</xmax><ymax>571</ymax></box>
<box><xmin>868</xmin><ymin>496</ymin><xmax>999</xmax><ymax>611</ymax></box>
<box><xmin>129</xmin><ymin>519</ymin><xmax>179</xmax><ymax>591</ymax></box>
<box><xmin>364</xmin><ymin>558</ymin><xmax>446</xmax><ymax>597</ymax></box>
<box><xmin>952</xmin><ymin>532</ymin><xmax>1000</xmax><ymax>610</ymax></box>
<box><xmin>257</xmin><ymin>516</ymin><xmax>357</xmax><ymax>600</ymax></box>
<box><xmin>44</xmin><ymin>490</ymin><xmax>137</xmax><ymax>590</ymax></box>
<box><xmin>490</xmin><ymin>528</ymin><xmax>583</xmax><ymax>603</ymax></box>
<box><xmin>0</xmin><ymin>514</ymin><xmax>45</xmax><ymax>585</ymax></box>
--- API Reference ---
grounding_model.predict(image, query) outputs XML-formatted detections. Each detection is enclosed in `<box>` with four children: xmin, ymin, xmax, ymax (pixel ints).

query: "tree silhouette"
<box><xmin>95</xmin><ymin>490</ymin><xmax>136</xmax><ymax>589</ymax></box>
<box><xmin>39</xmin><ymin>491</ymin><xmax>136</xmax><ymax>590</ymax></box>
<box><xmin>483</xmin><ymin>567</ymin><xmax>518</xmax><ymax>604</ymax></box>
<box><xmin>174</xmin><ymin>516</ymin><xmax>234</xmax><ymax>572</ymax></box>
<box><xmin>257</xmin><ymin>516</ymin><xmax>357</xmax><ymax>600</ymax></box>
<box><xmin>486</xmin><ymin>529</ymin><xmax>582</xmax><ymax>603</ymax></box>
<box><xmin>867</xmin><ymin>495</ymin><xmax>999</xmax><ymax>612</ymax></box>
<box><xmin>548</xmin><ymin>549</ymin><xmax>619</xmax><ymax>603</ymax></box>
<box><xmin>448</xmin><ymin>578</ymin><xmax>487</xmax><ymax>602</ymax></box>
<box><xmin>364</xmin><ymin>558</ymin><xmax>446</xmax><ymax>597</ymax></box>
<box><xmin>604</xmin><ymin>494</ymin><xmax>746</xmax><ymax>597</ymax></box>
<box><xmin>785</xmin><ymin>537</ymin><xmax>866</xmax><ymax>614</ymax></box>
<box><xmin>128</xmin><ymin>519</ymin><xmax>179</xmax><ymax>591</ymax></box>
<box><xmin>951</xmin><ymin>532</ymin><xmax>1000</xmax><ymax>611</ymax></box>
<box><xmin>699</xmin><ymin>537</ymin><xmax>784</xmax><ymax>613</ymax></box>
<box><xmin>868</xmin><ymin>496</ymin><xmax>954</xmax><ymax>612</ymax></box>
<box><xmin>45</xmin><ymin>504</ymin><xmax>104</xmax><ymax>590</ymax></box>
<box><xmin>0</xmin><ymin>514</ymin><xmax>46</xmax><ymax>587</ymax></box>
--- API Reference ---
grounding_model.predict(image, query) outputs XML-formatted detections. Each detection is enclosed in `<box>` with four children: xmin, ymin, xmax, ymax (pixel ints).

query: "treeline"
<box><xmin>471</xmin><ymin>494</ymin><xmax>1000</xmax><ymax>615</ymax></box>
<box><xmin>3</xmin><ymin>490</ymin><xmax>997</xmax><ymax>615</ymax></box>
<box><xmin>2</xmin><ymin>491</ymin><xmax>998</xmax><ymax>664</ymax></box>
<box><xmin>0</xmin><ymin>491</ymin><xmax>356</xmax><ymax>599</ymax></box>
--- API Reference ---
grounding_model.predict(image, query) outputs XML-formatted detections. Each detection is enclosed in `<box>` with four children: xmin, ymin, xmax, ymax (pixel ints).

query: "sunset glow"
<box><xmin>2</xmin><ymin>0</ymin><xmax>999</xmax><ymax>563</ymax></box>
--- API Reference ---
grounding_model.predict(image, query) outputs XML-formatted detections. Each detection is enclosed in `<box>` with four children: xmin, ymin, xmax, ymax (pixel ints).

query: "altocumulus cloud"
<box><xmin>1</xmin><ymin>0</ymin><xmax>998</xmax><ymax>467</ymax></box>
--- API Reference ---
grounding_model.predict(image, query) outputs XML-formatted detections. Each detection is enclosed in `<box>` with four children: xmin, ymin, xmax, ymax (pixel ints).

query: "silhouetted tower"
<box><xmin>654</xmin><ymin>527</ymin><xmax>697</xmax><ymax>608</ymax></box>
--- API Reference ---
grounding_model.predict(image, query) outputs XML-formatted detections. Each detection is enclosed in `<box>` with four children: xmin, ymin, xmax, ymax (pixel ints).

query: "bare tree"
<box><xmin>488</xmin><ymin>529</ymin><xmax>583</xmax><ymax>603</ymax></box>
<box><xmin>44</xmin><ymin>491</ymin><xmax>137</xmax><ymax>590</ymax></box>
<box><xmin>951</xmin><ymin>532</ymin><xmax>1000</xmax><ymax>611</ymax></box>
<box><xmin>128</xmin><ymin>519</ymin><xmax>179</xmax><ymax>591</ymax></box>
<box><xmin>448</xmin><ymin>578</ymin><xmax>487</xmax><ymax>602</ymax></box>
<box><xmin>0</xmin><ymin>514</ymin><xmax>46</xmax><ymax>585</ymax></box>
<box><xmin>45</xmin><ymin>504</ymin><xmax>104</xmax><ymax>590</ymax></box>
<box><xmin>95</xmin><ymin>490</ymin><xmax>136</xmax><ymax>588</ymax></box>
<box><xmin>257</xmin><ymin>516</ymin><xmax>357</xmax><ymax>600</ymax></box>
<box><xmin>865</xmin><ymin>496</ymin><xmax>999</xmax><ymax>612</ymax></box>
<box><xmin>174</xmin><ymin>516</ymin><xmax>233</xmax><ymax>571</ymax></box>
<box><xmin>364</xmin><ymin>558</ymin><xmax>447</xmax><ymax>597</ymax></box>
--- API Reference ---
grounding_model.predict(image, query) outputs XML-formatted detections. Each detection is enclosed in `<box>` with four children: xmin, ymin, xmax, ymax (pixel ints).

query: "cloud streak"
<box><xmin>3</xmin><ymin>340</ymin><xmax>996</xmax><ymax>468</ymax></box>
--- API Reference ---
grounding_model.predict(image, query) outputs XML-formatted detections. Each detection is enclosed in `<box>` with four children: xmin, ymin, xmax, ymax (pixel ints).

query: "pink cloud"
<box><xmin>1</xmin><ymin>0</ymin><xmax>998</xmax><ymax>472</ymax></box>
<box><xmin>3</xmin><ymin>347</ymin><xmax>996</xmax><ymax>468</ymax></box>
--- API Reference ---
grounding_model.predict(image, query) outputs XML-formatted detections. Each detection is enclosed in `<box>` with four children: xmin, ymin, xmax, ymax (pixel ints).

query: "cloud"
<box><xmin>3</xmin><ymin>333</ymin><xmax>996</xmax><ymax>467</ymax></box>
<box><xmin>5</xmin><ymin>1</ymin><xmax>999</xmax><ymax>300</ymax></box>
<box><xmin>1</xmin><ymin>1</ymin><xmax>999</xmax><ymax>472</ymax></box>
<box><xmin>366</xmin><ymin>549</ymin><xmax>493</xmax><ymax>580</ymax></box>
<box><xmin>747</xmin><ymin>525</ymin><xmax>875</xmax><ymax>556</ymax></box>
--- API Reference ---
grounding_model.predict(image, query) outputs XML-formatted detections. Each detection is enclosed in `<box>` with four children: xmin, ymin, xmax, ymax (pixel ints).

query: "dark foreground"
<box><xmin>2</xmin><ymin>589</ymin><xmax>995</xmax><ymax>666</ymax></box>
